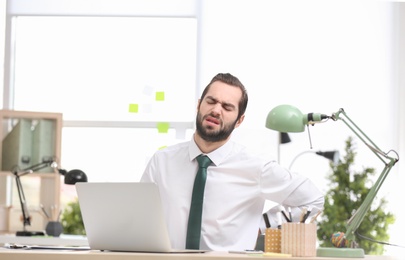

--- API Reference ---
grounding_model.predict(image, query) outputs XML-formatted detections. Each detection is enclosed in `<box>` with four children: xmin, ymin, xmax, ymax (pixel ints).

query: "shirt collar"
<box><xmin>188</xmin><ymin>136</ymin><xmax>234</xmax><ymax>166</ymax></box>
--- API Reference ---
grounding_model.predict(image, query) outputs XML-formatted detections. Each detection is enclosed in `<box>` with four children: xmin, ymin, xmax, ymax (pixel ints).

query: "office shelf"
<box><xmin>0</xmin><ymin>110</ymin><xmax>62</xmax><ymax>233</ymax></box>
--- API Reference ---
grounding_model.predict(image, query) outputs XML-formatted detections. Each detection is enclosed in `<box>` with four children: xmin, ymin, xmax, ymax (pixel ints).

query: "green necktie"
<box><xmin>185</xmin><ymin>154</ymin><xmax>212</xmax><ymax>249</ymax></box>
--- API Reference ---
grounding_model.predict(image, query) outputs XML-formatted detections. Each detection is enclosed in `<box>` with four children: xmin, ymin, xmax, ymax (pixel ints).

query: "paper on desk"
<box><xmin>263</xmin><ymin>252</ymin><xmax>292</xmax><ymax>257</ymax></box>
<box><xmin>4</xmin><ymin>243</ymin><xmax>90</xmax><ymax>251</ymax></box>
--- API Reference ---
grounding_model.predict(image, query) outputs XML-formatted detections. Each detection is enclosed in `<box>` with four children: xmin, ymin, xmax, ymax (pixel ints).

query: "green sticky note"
<box><xmin>128</xmin><ymin>104</ymin><xmax>139</xmax><ymax>113</ymax></box>
<box><xmin>157</xmin><ymin>122</ymin><xmax>170</xmax><ymax>133</ymax></box>
<box><xmin>155</xmin><ymin>91</ymin><xmax>165</xmax><ymax>101</ymax></box>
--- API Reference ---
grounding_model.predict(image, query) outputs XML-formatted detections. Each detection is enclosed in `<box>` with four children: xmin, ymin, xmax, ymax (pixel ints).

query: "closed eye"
<box><xmin>205</xmin><ymin>96</ymin><xmax>236</xmax><ymax>112</ymax></box>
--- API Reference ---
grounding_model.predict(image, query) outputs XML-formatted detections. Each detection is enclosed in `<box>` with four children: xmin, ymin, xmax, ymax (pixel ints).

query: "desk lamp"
<box><xmin>13</xmin><ymin>159</ymin><xmax>87</xmax><ymax>236</ymax></box>
<box><xmin>265</xmin><ymin>104</ymin><xmax>399</xmax><ymax>258</ymax></box>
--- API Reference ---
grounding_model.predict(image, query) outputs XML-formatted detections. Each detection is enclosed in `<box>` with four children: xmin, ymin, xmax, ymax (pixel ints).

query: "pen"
<box><xmin>288</xmin><ymin>206</ymin><xmax>292</xmax><ymax>222</ymax></box>
<box><xmin>263</xmin><ymin>213</ymin><xmax>271</xmax><ymax>228</ymax></box>
<box><xmin>302</xmin><ymin>206</ymin><xmax>312</xmax><ymax>223</ymax></box>
<box><xmin>278</xmin><ymin>205</ymin><xmax>291</xmax><ymax>222</ymax></box>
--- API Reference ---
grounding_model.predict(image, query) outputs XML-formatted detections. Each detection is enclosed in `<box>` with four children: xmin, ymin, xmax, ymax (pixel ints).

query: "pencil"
<box><xmin>276</xmin><ymin>211</ymin><xmax>283</xmax><ymax>229</ymax></box>
<box><xmin>299</xmin><ymin>207</ymin><xmax>307</xmax><ymax>223</ymax></box>
<box><xmin>40</xmin><ymin>204</ymin><xmax>50</xmax><ymax>220</ymax></box>
<box><xmin>310</xmin><ymin>210</ymin><xmax>323</xmax><ymax>223</ymax></box>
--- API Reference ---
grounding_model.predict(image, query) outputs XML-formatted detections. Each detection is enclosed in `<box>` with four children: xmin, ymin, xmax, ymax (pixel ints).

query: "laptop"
<box><xmin>75</xmin><ymin>182</ymin><xmax>207</xmax><ymax>253</ymax></box>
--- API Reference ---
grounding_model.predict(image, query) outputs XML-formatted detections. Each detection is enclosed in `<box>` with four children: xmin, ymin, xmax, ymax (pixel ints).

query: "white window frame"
<box><xmin>3</xmin><ymin>0</ymin><xmax>203</xmax><ymax>130</ymax></box>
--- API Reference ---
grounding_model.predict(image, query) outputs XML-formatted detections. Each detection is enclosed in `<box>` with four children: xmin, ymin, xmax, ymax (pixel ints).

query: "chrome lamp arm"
<box><xmin>331</xmin><ymin>108</ymin><xmax>399</xmax><ymax>245</ymax></box>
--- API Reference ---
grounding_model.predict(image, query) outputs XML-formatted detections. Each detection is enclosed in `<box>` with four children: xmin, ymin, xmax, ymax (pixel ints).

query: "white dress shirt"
<box><xmin>140</xmin><ymin>138</ymin><xmax>324</xmax><ymax>251</ymax></box>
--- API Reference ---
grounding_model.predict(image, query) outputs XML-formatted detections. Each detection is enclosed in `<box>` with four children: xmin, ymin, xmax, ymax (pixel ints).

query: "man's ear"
<box><xmin>234</xmin><ymin>114</ymin><xmax>245</xmax><ymax>129</ymax></box>
<box><xmin>196</xmin><ymin>99</ymin><xmax>201</xmax><ymax>110</ymax></box>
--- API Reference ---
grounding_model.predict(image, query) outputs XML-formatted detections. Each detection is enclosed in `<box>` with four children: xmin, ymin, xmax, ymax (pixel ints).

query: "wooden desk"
<box><xmin>0</xmin><ymin>249</ymin><xmax>401</xmax><ymax>260</ymax></box>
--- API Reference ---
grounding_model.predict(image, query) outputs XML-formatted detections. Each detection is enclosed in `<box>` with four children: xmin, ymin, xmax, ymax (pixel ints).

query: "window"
<box><xmin>4</xmin><ymin>0</ymin><xmax>200</xmax><ymax>206</ymax></box>
<box><xmin>13</xmin><ymin>15</ymin><xmax>197</xmax><ymax>183</ymax></box>
<box><xmin>13</xmin><ymin>16</ymin><xmax>197</xmax><ymax>122</ymax></box>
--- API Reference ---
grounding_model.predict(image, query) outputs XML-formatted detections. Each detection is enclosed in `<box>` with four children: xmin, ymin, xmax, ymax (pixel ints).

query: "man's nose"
<box><xmin>211</xmin><ymin>103</ymin><xmax>222</xmax><ymax>115</ymax></box>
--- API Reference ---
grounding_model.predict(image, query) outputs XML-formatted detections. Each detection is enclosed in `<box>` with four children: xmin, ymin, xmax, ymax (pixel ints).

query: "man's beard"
<box><xmin>196</xmin><ymin>112</ymin><xmax>237</xmax><ymax>142</ymax></box>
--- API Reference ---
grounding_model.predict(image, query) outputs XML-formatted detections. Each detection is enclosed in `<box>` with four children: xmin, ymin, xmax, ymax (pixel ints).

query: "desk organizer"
<box><xmin>45</xmin><ymin>221</ymin><xmax>63</xmax><ymax>237</ymax></box>
<box><xmin>265</xmin><ymin>228</ymin><xmax>281</xmax><ymax>253</ymax></box>
<box><xmin>281</xmin><ymin>222</ymin><xmax>316</xmax><ymax>257</ymax></box>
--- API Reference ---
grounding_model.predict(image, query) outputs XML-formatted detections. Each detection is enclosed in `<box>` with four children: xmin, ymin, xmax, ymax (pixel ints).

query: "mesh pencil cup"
<box><xmin>265</xmin><ymin>228</ymin><xmax>281</xmax><ymax>253</ymax></box>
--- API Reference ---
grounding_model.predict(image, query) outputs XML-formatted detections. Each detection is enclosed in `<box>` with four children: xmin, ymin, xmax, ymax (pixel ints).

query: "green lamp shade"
<box><xmin>266</xmin><ymin>104</ymin><xmax>305</xmax><ymax>133</ymax></box>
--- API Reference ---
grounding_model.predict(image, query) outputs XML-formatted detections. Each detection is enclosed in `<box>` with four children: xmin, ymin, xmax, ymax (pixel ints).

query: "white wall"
<box><xmin>198</xmin><ymin>0</ymin><xmax>403</xmax><ymax>255</ymax></box>
<box><xmin>198</xmin><ymin>0</ymin><xmax>397</xmax><ymax>179</ymax></box>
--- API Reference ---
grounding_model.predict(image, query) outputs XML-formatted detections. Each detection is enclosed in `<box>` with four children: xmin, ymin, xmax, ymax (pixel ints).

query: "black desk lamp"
<box><xmin>13</xmin><ymin>159</ymin><xmax>87</xmax><ymax>236</ymax></box>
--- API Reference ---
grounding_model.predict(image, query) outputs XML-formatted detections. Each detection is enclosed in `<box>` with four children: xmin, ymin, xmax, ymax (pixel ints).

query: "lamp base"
<box><xmin>317</xmin><ymin>247</ymin><xmax>364</xmax><ymax>258</ymax></box>
<box><xmin>16</xmin><ymin>230</ymin><xmax>46</xmax><ymax>237</ymax></box>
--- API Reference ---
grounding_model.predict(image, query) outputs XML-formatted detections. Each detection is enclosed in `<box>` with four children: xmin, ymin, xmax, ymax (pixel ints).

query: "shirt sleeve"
<box><xmin>140</xmin><ymin>154</ymin><xmax>156</xmax><ymax>183</ymax></box>
<box><xmin>260</xmin><ymin>160</ymin><xmax>325</xmax><ymax>226</ymax></box>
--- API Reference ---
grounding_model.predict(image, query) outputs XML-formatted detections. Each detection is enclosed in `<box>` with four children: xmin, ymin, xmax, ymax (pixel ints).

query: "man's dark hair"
<box><xmin>199</xmin><ymin>73</ymin><xmax>248</xmax><ymax>119</ymax></box>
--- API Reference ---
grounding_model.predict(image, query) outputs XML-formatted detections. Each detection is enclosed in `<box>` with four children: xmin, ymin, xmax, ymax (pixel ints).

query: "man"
<box><xmin>141</xmin><ymin>73</ymin><xmax>324</xmax><ymax>251</ymax></box>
